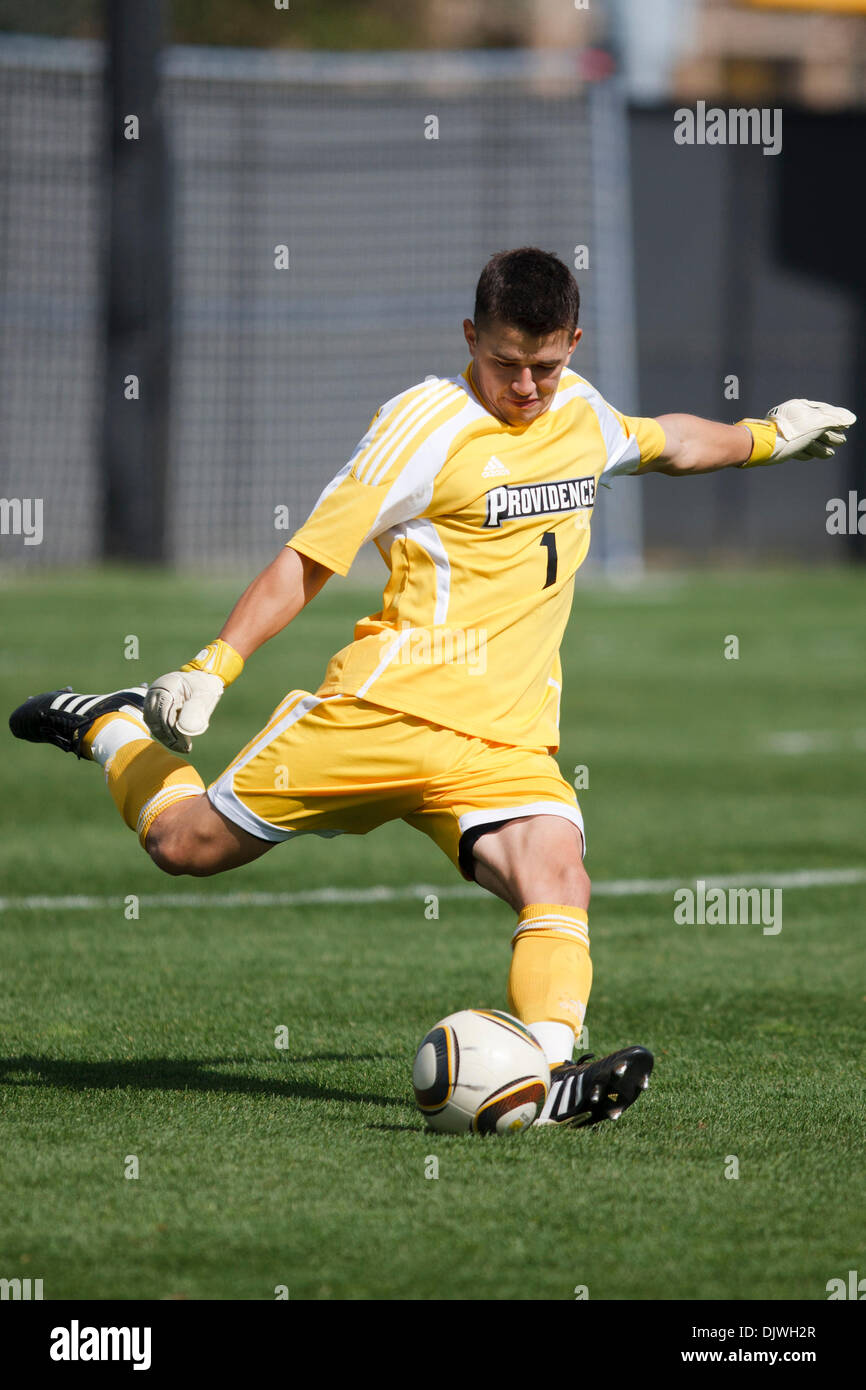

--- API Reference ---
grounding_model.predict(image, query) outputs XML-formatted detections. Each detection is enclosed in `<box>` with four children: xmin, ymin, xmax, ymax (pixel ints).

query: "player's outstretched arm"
<box><xmin>144</xmin><ymin>546</ymin><xmax>332</xmax><ymax>753</ymax></box>
<box><xmin>218</xmin><ymin>544</ymin><xmax>333</xmax><ymax>659</ymax></box>
<box><xmin>646</xmin><ymin>400</ymin><xmax>856</xmax><ymax>476</ymax></box>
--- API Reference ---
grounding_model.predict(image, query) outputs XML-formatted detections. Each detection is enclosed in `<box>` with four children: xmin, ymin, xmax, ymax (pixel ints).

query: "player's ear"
<box><xmin>568</xmin><ymin>328</ymin><xmax>582</xmax><ymax>355</ymax></box>
<box><xmin>463</xmin><ymin>318</ymin><xmax>477</xmax><ymax>354</ymax></box>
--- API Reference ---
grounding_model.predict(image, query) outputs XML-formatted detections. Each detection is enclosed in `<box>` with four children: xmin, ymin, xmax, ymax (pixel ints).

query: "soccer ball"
<box><xmin>412</xmin><ymin>1009</ymin><xmax>550</xmax><ymax>1134</ymax></box>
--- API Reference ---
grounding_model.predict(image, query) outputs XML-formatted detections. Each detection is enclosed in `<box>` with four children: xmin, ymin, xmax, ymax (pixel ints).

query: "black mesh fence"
<box><xmin>0</xmin><ymin>39</ymin><xmax>639</xmax><ymax>567</ymax></box>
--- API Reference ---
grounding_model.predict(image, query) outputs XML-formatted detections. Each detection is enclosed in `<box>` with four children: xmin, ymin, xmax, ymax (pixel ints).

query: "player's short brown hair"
<box><xmin>474</xmin><ymin>247</ymin><xmax>580</xmax><ymax>337</ymax></box>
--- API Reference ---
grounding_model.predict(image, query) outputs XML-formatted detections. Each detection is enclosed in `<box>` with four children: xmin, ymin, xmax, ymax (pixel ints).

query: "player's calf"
<box><xmin>471</xmin><ymin>817</ymin><xmax>593</xmax><ymax>1071</ymax></box>
<box><xmin>9</xmin><ymin>682</ymin><xmax>270</xmax><ymax>877</ymax></box>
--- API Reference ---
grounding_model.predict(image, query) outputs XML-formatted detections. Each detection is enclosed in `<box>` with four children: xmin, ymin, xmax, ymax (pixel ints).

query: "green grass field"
<box><xmin>1</xmin><ymin>565</ymin><xmax>864</xmax><ymax>1301</ymax></box>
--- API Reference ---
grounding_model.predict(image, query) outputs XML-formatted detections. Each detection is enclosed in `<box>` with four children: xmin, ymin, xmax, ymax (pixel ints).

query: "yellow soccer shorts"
<box><xmin>207</xmin><ymin>691</ymin><xmax>585</xmax><ymax>880</ymax></box>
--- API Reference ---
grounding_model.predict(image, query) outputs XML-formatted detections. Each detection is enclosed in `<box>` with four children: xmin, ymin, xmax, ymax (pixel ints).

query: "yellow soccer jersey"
<box><xmin>288</xmin><ymin>363</ymin><xmax>665</xmax><ymax>751</ymax></box>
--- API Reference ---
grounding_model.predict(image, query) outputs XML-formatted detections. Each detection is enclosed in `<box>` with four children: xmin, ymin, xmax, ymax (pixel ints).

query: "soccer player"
<box><xmin>10</xmin><ymin>248</ymin><xmax>855</xmax><ymax>1128</ymax></box>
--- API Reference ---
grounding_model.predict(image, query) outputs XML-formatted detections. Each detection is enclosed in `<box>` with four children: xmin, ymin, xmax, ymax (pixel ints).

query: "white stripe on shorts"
<box><xmin>207</xmin><ymin>692</ymin><xmax>344</xmax><ymax>842</ymax></box>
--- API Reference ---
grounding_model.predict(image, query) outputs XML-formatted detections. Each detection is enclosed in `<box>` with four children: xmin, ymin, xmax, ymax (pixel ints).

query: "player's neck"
<box><xmin>465</xmin><ymin>361</ymin><xmax>553</xmax><ymax>429</ymax></box>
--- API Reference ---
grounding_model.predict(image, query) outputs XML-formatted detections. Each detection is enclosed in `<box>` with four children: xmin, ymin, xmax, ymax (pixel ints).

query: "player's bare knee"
<box><xmin>524</xmin><ymin>849</ymin><xmax>589</xmax><ymax>908</ymax></box>
<box><xmin>144</xmin><ymin>818</ymin><xmax>209</xmax><ymax>877</ymax></box>
<box><xmin>146</xmin><ymin>799</ymin><xmax>270</xmax><ymax>877</ymax></box>
<box><xmin>548</xmin><ymin>857</ymin><xmax>590</xmax><ymax>907</ymax></box>
<box><xmin>570</xmin><ymin>857</ymin><xmax>591</xmax><ymax>905</ymax></box>
<box><xmin>146</xmin><ymin>825</ymin><xmax>191</xmax><ymax>876</ymax></box>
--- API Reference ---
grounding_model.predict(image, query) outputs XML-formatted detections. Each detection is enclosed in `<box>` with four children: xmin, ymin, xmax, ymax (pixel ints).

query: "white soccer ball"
<box><xmin>412</xmin><ymin>1009</ymin><xmax>550</xmax><ymax>1135</ymax></box>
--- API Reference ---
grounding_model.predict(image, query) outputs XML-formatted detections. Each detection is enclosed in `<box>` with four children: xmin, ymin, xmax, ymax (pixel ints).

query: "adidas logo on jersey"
<box><xmin>481</xmin><ymin>456</ymin><xmax>510</xmax><ymax>478</ymax></box>
<box><xmin>483</xmin><ymin>475</ymin><xmax>597</xmax><ymax>529</ymax></box>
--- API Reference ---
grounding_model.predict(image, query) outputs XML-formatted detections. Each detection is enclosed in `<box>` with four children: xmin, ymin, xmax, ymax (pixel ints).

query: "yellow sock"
<box><xmin>83</xmin><ymin>713</ymin><xmax>205</xmax><ymax>847</ymax></box>
<box><xmin>507</xmin><ymin>904</ymin><xmax>592</xmax><ymax>1063</ymax></box>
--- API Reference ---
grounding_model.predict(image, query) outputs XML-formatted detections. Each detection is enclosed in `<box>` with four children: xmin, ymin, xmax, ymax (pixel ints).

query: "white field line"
<box><xmin>764</xmin><ymin>730</ymin><xmax>866</xmax><ymax>755</ymax></box>
<box><xmin>0</xmin><ymin>866</ymin><xmax>864</xmax><ymax>913</ymax></box>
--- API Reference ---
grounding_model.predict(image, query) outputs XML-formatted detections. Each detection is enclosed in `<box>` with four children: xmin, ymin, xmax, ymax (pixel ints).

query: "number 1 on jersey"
<box><xmin>540</xmin><ymin>531</ymin><xmax>557</xmax><ymax>589</ymax></box>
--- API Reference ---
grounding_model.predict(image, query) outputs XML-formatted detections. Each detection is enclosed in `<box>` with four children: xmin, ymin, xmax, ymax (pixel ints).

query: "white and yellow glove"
<box><xmin>738</xmin><ymin>399</ymin><xmax>856</xmax><ymax>467</ymax></box>
<box><xmin>144</xmin><ymin>639</ymin><xmax>244</xmax><ymax>753</ymax></box>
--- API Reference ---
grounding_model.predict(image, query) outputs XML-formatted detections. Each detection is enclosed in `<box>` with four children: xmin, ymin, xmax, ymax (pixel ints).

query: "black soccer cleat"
<box><xmin>9</xmin><ymin>686</ymin><xmax>148</xmax><ymax>758</ymax></box>
<box><xmin>535</xmin><ymin>1045</ymin><xmax>654</xmax><ymax>1128</ymax></box>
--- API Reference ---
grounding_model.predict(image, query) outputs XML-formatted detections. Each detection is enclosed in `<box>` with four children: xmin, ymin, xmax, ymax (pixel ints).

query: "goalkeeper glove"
<box><xmin>738</xmin><ymin>399</ymin><xmax>856</xmax><ymax>467</ymax></box>
<box><xmin>144</xmin><ymin>639</ymin><xmax>244</xmax><ymax>754</ymax></box>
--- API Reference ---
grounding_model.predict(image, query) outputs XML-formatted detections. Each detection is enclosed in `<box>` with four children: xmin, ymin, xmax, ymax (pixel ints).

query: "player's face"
<box><xmin>463</xmin><ymin>318</ymin><xmax>581</xmax><ymax>427</ymax></box>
